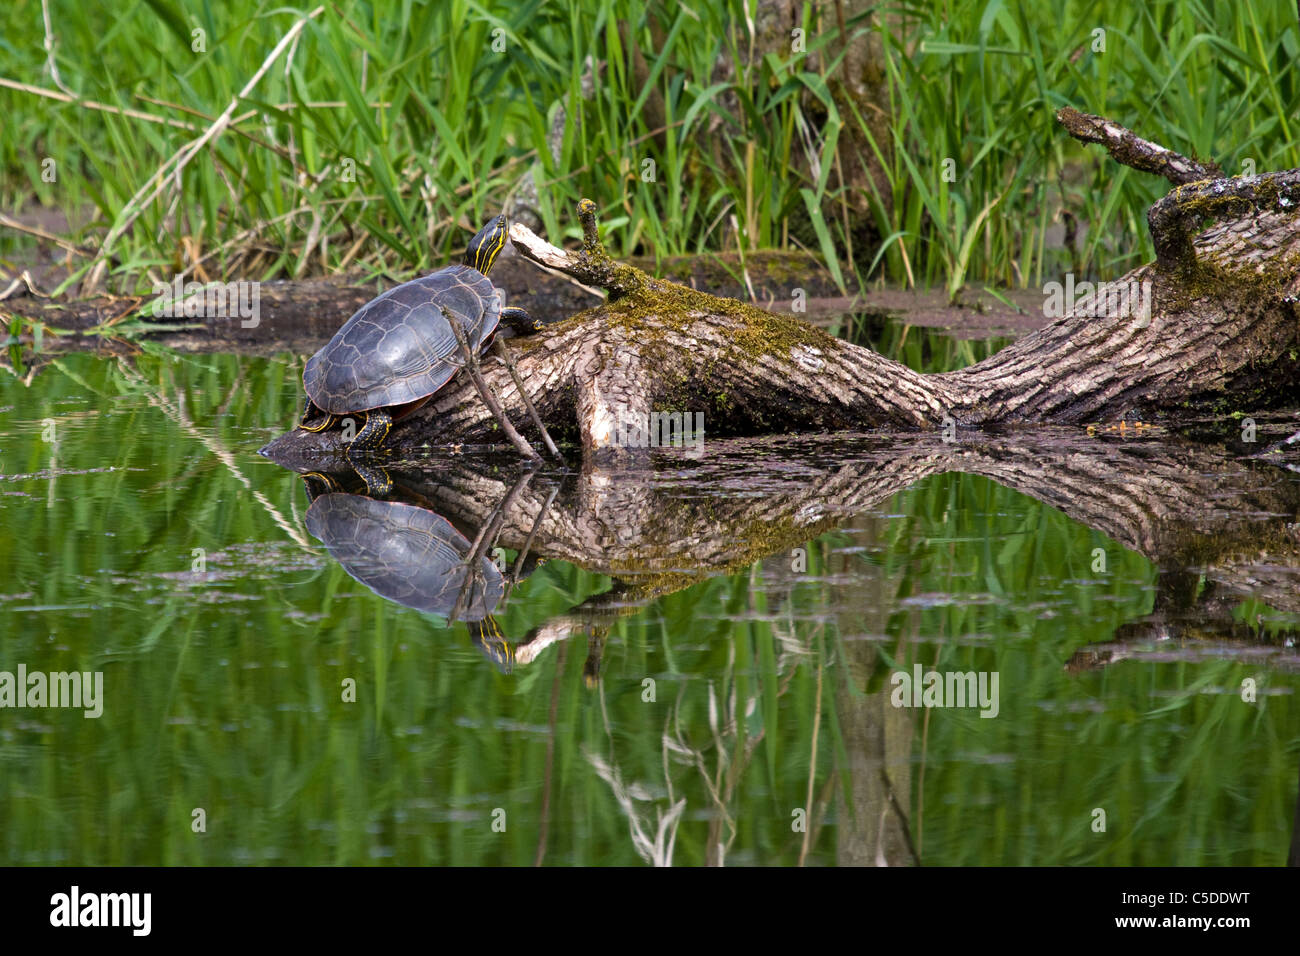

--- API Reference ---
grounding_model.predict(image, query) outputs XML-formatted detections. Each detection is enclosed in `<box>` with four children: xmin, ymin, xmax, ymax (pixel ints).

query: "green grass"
<box><xmin>0</xmin><ymin>1</ymin><xmax>1297</xmax><ymax>294</ymax></box>
<box><xmin>850</xmin><ymin>0</ymin><xmax>1300</xmax><ymax>293</ymax></box>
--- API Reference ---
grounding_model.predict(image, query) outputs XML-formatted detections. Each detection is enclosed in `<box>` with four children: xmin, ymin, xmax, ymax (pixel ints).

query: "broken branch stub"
<box><xmin>1055</xmin><ymin>106</ymin><xmax>1222</xmax><ymax>185</ymax></box>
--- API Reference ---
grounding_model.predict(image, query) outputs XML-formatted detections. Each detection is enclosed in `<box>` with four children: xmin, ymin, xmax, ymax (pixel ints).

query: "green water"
<box><xmin>0</xmin><ymin>341</ymin><xmax>1296</xmax><ymax>866</ymax></box>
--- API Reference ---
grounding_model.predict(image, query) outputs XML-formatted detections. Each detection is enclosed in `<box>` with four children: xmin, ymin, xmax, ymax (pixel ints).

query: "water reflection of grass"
<box><xmin>0</xmin><ymin>354</ymin><xmax>1295</xmax><ymax>865</ymax></box>
<box><xmin>868</xmin><ymin>474</ymin><xmax>1295</xmax><ymax>865</ymax></box>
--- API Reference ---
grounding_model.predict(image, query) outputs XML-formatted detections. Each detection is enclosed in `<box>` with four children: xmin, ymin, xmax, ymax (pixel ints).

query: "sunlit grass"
<box><xmin>2</xmin><ymin>2</ymin><xmax>1295</xmax><ymax>295</ymax></box>
<box><xmin>849</xmin><ymin>0</ymin><xmax>1300</xmax><ymax>293</ymax></box>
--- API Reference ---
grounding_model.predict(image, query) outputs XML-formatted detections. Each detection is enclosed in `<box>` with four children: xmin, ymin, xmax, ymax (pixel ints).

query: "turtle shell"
<box><xmin>305</xmin><ymin>492</ymin><xmax>503</xmax><ymax>620</ymax></box>
<box><xmin>304</xmin><ymin>264</ymin><xmax>502</xmax><ymax>414</ymax></box>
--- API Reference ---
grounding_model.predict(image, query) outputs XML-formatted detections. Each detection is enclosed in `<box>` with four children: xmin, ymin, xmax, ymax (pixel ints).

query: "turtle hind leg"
<box><xmin>299</xmin><ymin>396</ymin><xmax>337</xmax><ymax>433</ymax></box>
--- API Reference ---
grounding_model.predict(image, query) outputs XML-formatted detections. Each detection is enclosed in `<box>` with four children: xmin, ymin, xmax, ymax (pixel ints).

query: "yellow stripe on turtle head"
<box><xmin>464</xmin><ymin>214</ymin><xmax>508</xmax><ymax>275</ymax></box>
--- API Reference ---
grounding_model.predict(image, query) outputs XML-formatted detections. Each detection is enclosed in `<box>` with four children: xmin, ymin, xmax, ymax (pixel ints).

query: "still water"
<box><xmin>1</xmin><ymin>325</ymin><xmax>1297</xmax><ymax>865</ymax></box>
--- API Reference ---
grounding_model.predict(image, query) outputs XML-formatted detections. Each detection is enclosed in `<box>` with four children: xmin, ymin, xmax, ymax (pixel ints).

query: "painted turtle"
<box><xmin>299</xmin><ymin>215</ymin><xmax>539</xmax><ymax>490</ymax></box>
<box><xmin>303</xmin><ymin>476</ymin><xmax>517</xmax><ymax>670</ymax></box>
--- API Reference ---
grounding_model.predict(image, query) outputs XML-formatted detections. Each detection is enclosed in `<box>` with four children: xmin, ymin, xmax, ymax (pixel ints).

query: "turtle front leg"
<box><xmin>301</xmin><ymin>471</ymin><xmax>343</xmax><ymax>502</ymax></box>
<box><xmin>348</xmin><ymin>460</ymin><xmax>394</xmax><ymax>498</ymax></box>
<box><xmin>468</xmin><ymin>617</ymin><xmax>515</xmax><ymax>673</ymax></box>
<box><xmin>500</xmin><ymin>306</ymin><xmax>543</xmax><ymax>335</ymax></box>
<box><xmin>347</xmin><ymin>408</ymin><xmax>393</xmax><ymax>453</ymax></box>
<box><xmin>346</xmin><ymin>409</ymin><xmax>395</xmax><ymax>497</ymax></box>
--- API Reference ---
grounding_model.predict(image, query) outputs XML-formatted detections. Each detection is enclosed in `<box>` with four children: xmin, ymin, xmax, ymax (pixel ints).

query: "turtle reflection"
<box><xmin>302</xmin><ymin>473</ymin><xmax>516</xmax><ymax>670</ymax></box>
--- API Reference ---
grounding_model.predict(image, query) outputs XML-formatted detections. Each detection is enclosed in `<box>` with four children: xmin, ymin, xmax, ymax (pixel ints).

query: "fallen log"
<box><xmin>261</xmin><ymin>110</ymin><xmax>1299</xmax><ymax>462</ymax></box>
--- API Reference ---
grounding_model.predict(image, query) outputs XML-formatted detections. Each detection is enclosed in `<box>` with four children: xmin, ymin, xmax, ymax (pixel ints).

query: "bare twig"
<box><xmin>509</xmin><ymin>483</ymin><xmax>558</xmax><ymax>593</ymax></box>
<box><xmin>0</xmin><ymin>212</ymin><xmax>89</xmax><ymax>257</ymax></box>
<box><xmin>40</xmin><ymin>0</ymin><xmax>74</xmax><ymax>96</ymax></box>
<box><xmin>450</xmin><ymin>469</ymin><xmax>533</xmax><ymax>623</ymax></box>
<box><xmin>489</xmin><ymin>338</ymin><xmax>564</xmax><ymax>462</ymax></box>
<box><xmin>444</xmin><ymin>308</ymin><xmax>540</xmax><ymax>459</ymax></box>
<box><xmin>0</xmin><ymin>270</ymin><xmax>49</xmax><ymax>301</ymax></box>
<box><xmin>0</xmin><ymin>77</ymin><xmax>199</xmax><ymax>131</ymax></box>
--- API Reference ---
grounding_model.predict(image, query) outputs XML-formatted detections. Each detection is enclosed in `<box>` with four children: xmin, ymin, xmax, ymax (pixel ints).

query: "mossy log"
<box><xmin>262</xmin><ymin>111</ymin><xmax>1298</xmax><ymax>463</ymax></box>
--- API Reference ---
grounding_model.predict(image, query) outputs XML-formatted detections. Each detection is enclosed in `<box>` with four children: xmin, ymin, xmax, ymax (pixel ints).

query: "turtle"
<box><xmin>302</xmin><ymin>474</ymin><xmax>518</xmax><ymax>671</ymax></box>
<box><xmin>299</xmin><ymin>215</ymin><xmax>542</xmax><ymax>491</ymax></box>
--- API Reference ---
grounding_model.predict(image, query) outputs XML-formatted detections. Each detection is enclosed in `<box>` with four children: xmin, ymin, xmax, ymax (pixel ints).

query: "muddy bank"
<box><xmin>2</xmin><ymin>246</ymin><xmax>1048</xmax><ymax>355</ymax></box>
<box><xmin>2</xmin><ymin>248</ymin><xmax>830</xmax><ymax>343</ymax></box>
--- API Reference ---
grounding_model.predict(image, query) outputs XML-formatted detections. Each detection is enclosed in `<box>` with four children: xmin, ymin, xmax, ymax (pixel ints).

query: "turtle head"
<box><xmin>463</xmin><ymin>214</ymin><xmax>509</xmax><ymax>275</ymax></box>
<box><xmin>469</xmin><ymin>617</ymin><xmax>515</xmax><ymax>673</ymax></box>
